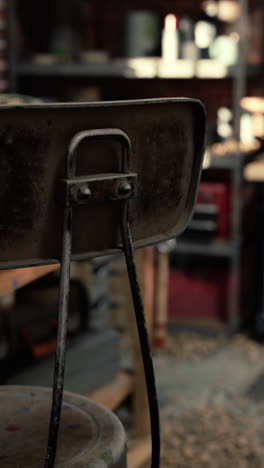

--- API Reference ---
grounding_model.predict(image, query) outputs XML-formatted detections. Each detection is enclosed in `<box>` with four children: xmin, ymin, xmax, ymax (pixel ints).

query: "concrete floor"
<box><xmin>154</xmin><ymin>335</ymin><xmax>264</xmax><ymax>414</ymax></box>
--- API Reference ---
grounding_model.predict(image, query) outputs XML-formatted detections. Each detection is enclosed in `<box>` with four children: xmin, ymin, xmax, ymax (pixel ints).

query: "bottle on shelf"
<box><xmin>161</xmin><ymin>14</ymin><xmax>179</xmax><ymax>62</ymax></box>
<box><xmin>179</xmin><ymin>17</ymin><xmax>199</xmax><ymax>61</ymax></box>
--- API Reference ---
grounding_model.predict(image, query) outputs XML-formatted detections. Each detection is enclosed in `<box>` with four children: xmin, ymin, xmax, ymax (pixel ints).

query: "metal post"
<box><xmin>232</xmin><ymin>0</ymin><xmax>248</xmax><ymax>140</ymax></box>
<box><xmin>45</xmin><ymin>195</ymin><xmax>72</xmax><ymax>467</ymax></box>
<box><xmin>120</xmin><ymin>203</ymin><xmax>160</xmax><ymax>468</ymax></box>
<box><xmin>228</xmin><ymin>157</ymin><xmax>243</xmax><ymax>329</ymax></box>
<box><xmin>6</xmin><ymin>0</ymin><xmax>17</xmax><ymax>92</ymax></box>
<box><xmin>229</xmin><ymin>0</ymin><xmax>248</xmax><ymax>329</ymax></box>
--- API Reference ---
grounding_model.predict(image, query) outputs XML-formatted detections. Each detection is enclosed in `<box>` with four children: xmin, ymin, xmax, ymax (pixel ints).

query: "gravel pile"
<box><xmin>140</xmin><ymin>405</ymin><xmax>264</xmax><ymax>468</ymax></box>
<box><xmin>158</xmin><ymin>406</ymin><xmax>264</xmax><ymax>467</ymax></box>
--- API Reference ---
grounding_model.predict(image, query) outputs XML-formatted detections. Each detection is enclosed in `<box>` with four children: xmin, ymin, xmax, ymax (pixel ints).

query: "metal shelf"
<box><xmin>206</xmin><ymin>154</ymin><xmax>241</xmax><ymax>170</ymax></box>
<box><xmin>174</xmin><ymin>240</ymin><xmax>234</xmax><ymax>257</ymax></box>
<box><xmin>15</xmin><ymin>61</ymin><xmax>264</xmax><ymax>81</ymax></box>
<box><xmin>15</xmin><ymin>62</ymin><xmax>130</xmax><ymax>78</ymax></box>
<box><xmin>229</xmin><ymin>63</ymin><xmax>264</xmax><ymax>77</ymax></box>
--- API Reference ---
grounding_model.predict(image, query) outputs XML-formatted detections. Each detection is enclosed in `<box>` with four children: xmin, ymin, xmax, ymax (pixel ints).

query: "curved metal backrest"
<box><xmin>0</xmin><ymin>98</ymin><xmax>206</xmax><ymax>268</ymax></box>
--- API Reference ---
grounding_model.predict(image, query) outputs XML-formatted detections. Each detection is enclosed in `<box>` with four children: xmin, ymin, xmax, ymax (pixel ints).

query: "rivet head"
<box><xmin>118</xmin><ymin>181</ymin><xmax>132</xmax><ymax>198</ymax></box>
<box><xmin>78</xmin><ymin>184</ymin><xmax>91</xmax><ymax>200</ymax></box>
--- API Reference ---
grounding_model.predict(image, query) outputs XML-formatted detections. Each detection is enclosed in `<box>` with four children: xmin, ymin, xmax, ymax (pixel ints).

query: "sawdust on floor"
<box><xmin>136</xmin><ymin>332</ymin><xmax>264</xmax><ymax>467</ymax></box>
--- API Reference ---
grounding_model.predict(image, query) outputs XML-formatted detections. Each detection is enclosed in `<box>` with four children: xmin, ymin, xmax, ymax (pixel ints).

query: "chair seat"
<box><xmin>0</xmin><ymin>386</ymin><xmax>126</xmax><ymax>467</ymax></box>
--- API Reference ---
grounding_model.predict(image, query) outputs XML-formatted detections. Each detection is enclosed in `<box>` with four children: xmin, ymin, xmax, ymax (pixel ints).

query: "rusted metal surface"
<box><xmin>0</xmin><ymin>98</ymin><xmax>206</xmax><ymax>268</ymax></box>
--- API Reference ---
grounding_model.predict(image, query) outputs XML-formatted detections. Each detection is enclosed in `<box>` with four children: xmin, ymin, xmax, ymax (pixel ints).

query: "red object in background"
<box><xmin>168</xmin><ymin>270</ymin><xmax>228</xmax><ymax>321</ymax></box>
<box><xmin>197</xmin><ymin>182</ymin><xmax>231</xmax><ymax>239</ymax></box>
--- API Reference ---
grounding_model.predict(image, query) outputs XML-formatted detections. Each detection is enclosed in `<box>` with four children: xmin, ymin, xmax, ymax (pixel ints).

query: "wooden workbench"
<box><xmin>0</xmin><ymin>265</ymin><xmax>59</xmax><ymax>297</ymax></box>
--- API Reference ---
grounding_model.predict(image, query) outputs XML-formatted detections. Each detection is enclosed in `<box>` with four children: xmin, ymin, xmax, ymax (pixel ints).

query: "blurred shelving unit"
<box><xmin>171</xmin><ymin>0</ymin><xmax>264</xmax><ymax>330</ymax></box>
<box><xmin>174</xmin><ymin>150</ymin><xmax>246</xmax><ymax>328</ymax></box>
<box><xmin>7</xmin><ymin>0</ymin><xmax>264</xmax><ymax>327</ymax></box>
<box><xmin>4</xmin><ymin>0</ymin><xmax>264</xmax><ymax>435</ymax></box>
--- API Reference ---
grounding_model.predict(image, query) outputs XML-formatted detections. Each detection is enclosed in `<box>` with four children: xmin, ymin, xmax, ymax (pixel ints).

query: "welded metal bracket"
<box><xmin>63</xmin><ymin>172</ymin><xmax>137</xmax><ymax>205</ymax></box>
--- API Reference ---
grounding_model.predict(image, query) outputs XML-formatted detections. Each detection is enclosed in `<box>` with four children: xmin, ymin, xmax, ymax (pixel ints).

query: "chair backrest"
<box><xmin>0</xmin><ymin>98</ymin><xmax>206</xmax><ymax>268</ymax></box>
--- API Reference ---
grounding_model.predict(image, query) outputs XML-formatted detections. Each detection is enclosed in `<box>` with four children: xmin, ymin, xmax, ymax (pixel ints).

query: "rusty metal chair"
<box><xmin>0</xmin><ymin>98</ymin><xmax>206</xmax><ymax>467</ymax></box>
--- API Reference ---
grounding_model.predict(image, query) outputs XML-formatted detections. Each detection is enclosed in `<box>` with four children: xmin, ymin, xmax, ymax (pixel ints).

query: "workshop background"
<box><xmin>1</xmin><ymin>1</ymin><xmax>264</xmax><ymax>467</ymax></box>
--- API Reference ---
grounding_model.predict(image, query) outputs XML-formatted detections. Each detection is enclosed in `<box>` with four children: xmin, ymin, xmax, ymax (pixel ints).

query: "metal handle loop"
<box><xmin>67</xmin><ymin>128</ymin><xmax>132</xmax><ymax>177</ymax></box>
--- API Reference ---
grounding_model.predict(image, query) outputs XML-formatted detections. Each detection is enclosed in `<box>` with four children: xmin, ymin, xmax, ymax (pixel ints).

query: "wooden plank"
<box><xmin>128</xmin><ymin>437</ymin><xmax>151</xmax><ymax>468</ymax></box>
<box><xmin>153</xmin><ymin>251</ymin><xmax>169</xmax><ymax>349</ymax></box>
<box><xmin>87</xmin><ymin>371</ymin><xmax>133</xmax><ymax>411</ymax></box>
<box><xmin>244</xmin><ymin>156</ymin><xmax>264</xmax><ymax>182</ymax></box>
<box><xmin>0</xmin><ymin>265</ymin><xmax>59</xmax><ymax>297</ymax></box>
